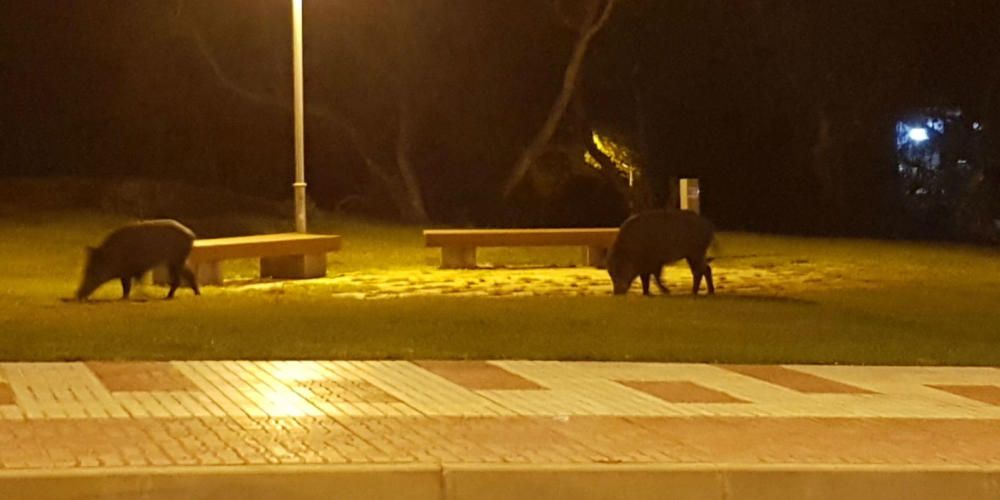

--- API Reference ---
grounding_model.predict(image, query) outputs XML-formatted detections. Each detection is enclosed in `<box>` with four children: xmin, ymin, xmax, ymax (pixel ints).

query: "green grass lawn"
<box><xmin>2</xmin><ymin>209</ymin><xmax>999</xmax><ymax>365</ymax></box>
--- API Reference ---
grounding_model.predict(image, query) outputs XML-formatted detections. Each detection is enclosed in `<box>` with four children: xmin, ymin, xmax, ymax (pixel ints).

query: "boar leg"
<box><xmin>180</xmin><ymin>266</ymin><xmax>201</xmax><ymax>296</ymax></box>
<box><xmin>120</xmin><ymin>277</ymin><xmax>132</xmax><ymax>299</ymax></box>
<box><xmin>166</xmin><ymin>264</ymin><xmax>182</xmax><ymax>299</ymax></box>
<box><xmin>704</xmin><ymin>264</ymin><xmax>715</xmax><ymax>295</ymax></box>
<box><xmin>640</xmin><ymin>274</ymin><xmax>652</xmax><ymax>296</ymax></box>
<box><xmin>687</xmin><ymin>257</ymin><xmax>706</xmax><ymax>295</ymax></box>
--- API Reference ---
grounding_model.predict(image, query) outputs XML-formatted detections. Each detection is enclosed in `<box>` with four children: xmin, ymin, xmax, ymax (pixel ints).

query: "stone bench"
<box><xmin>155</xmin><ymin>233</ymin><xmax>341</xmax><ymax>286</ymax></box>
<box><xmin>423</xmin><ymin>228</ymin><xmax>618</xmax><ymax>269</ymax></box>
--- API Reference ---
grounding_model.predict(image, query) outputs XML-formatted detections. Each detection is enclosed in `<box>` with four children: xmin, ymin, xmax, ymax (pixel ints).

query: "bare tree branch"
<box><xmin>184</xmin><ymin>25</ymin><xmax>280</xmax><ymax>110</ymax></box>
<box><xmin>550</xmin><ymin>0</ymin><xmax>582</xmax><ymax>31</ymax></box>
<box><xmin>169</xmin><ymin>6</ymin><xmax>431</xmax><ymax>221</ymax></box>
<box><xmin>393</xmin><ymin>91</ymin><xmax>429</xmax><ymax>221</ymax></box>
<box><xmin>501</xmin><ymin>0</ymin><xmax>618</xmax><ymax>198</ymax></box>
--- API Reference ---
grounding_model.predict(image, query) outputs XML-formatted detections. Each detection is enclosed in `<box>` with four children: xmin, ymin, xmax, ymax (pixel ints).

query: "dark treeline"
<box><xmin>2</xmin><ymin>1</ymin><xmax>999</xmax><ymax>236</ymax></box>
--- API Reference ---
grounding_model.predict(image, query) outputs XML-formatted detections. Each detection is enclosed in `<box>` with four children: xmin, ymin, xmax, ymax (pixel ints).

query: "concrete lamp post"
<box><xmin>153</xmin><ymin>2</ymin><xmax>324</xmax><ymax>288</ymax></box>
<box><xmin>292</xmin><ymin>0</ymin><xmax>307</xmax><ymax>233</ymax></box>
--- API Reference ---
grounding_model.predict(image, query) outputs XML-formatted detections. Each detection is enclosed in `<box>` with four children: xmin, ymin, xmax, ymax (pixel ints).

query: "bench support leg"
<box><xmin>585</xmin><ymin>246</ymin><xmax>609</xmax><ymax>268</ymax></box>
<box><xmin>440</xmin><ymin>247</ymin><xmax>476</xmax><ymax>269</ymax></box>
<box><xmin>153</xmin><ymin>261</ymin><xmax>223</xmax><ymax>286</ymax></box>
<box><xmin>151</xmin><ymin>266</ymin><xmax>167</xmax><ymax>285</ymax></box>
<box><xmin>261</xmin><ymin>254</ymin><xmax>327</xmax><ymax>280</ymax></box>
<box><xmin>194</xmin><ymin>262</ymin><xmax>224</xmax><ymax>286</ymax></box>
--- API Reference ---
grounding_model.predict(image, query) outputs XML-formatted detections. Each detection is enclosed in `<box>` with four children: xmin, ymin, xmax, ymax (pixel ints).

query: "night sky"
<box><xmin>2</xmin><ymin>1</ymin><xmax>999</xmax><ymax>236</ymax></box>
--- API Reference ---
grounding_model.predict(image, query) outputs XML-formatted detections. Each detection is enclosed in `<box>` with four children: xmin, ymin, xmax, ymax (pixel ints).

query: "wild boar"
<box><xmin>76</xmin><ymin>220</ymin><xmax>200</xmax><ymax>300</ymax></box>
<box><xmin>607</xmin><ymin>209</ymin><xmax>716</xmax><ymax>296</ymax></box>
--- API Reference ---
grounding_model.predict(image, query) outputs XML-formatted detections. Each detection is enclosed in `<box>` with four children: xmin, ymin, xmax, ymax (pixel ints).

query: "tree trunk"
<box><xmin>584</xmin><ymin>139</ymin><xmax>631</xmax><ymax>200</ymax></box>
<box><xmin>393</xmin><ymin>91</ymin><xmax>431</xmax><ymax>224</ymax></box>
<box><xmin>631</xmin><ymin>63</ymin><xmax>651</xmax><ymax>176</ymax></box>
<box><xmin>174</xmin><ymin>5</ymin><xmax>431</xmax><ymax>225</ymax></box>
<box><xmin>627</xmin><ymin>69</ymin><xmax>657</xmax><ymax>212</ymax></box>
<box><xmin>811</xmin><ymin>108</ymin><xmax>846</xmax><ymax>231</ymax></box>
<box><xmin>501</xmin><ymin>0</ymin><xmax>617</xmax><ymax>198</ymax></box>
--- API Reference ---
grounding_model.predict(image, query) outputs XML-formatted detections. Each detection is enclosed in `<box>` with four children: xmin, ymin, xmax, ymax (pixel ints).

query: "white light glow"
<box><xmin>254</xmin><ymin>384</ymin><xmax>318</xmax><ymax>417</ymax></box>
<box><xmin>908</xmin><ymin>127</ymin><xmax>929</xmax><ymax>143</ymax></box>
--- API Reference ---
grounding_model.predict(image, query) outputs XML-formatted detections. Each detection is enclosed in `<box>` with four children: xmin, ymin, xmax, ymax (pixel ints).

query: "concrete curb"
<box><xmin>2</xmin><ymin>463</ymin><xmax>999</xmax><ymax>500</ymax></box>
<box><xmin>0</xmin><ymin>464</ymin><xmax>442</xmax><ymax>500</ymax></box>
<box><xmin>444</xmin><ymin>464</ymin><xmax>1000</xmax><ymax>500</ymax></box>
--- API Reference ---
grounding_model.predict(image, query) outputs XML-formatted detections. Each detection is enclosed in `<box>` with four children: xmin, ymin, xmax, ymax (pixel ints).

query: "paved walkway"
<box><xmin>1</xmin><ymin>361</ymin><xmax>999</xmax><ymax>470</ymax></box>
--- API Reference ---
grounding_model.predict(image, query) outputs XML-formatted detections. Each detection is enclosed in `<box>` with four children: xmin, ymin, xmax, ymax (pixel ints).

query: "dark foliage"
<box><xmin>2</xmin><ymin>0</ymin><xmax>998</xmax><ymax>239</ymax></box>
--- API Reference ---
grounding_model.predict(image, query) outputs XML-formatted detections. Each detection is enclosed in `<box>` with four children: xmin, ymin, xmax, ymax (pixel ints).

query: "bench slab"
<box><xmin>188</xmin><ymin>233</ymin><xmax>341</xmax><ymax>263</ymax></box>
<box><xmin>424</xmin><ymin>228</ymin><xmax>618</xmax><ymax>248</ymax></box>
<box><xmin>424</xmin><ymin>228</ymin><xmax>618</xmax><ymax>269</ymax></box>
<box><xmin>155</xmin><ymin>233</ymin><xmax>340</xmax><ymax>286</ymax></box>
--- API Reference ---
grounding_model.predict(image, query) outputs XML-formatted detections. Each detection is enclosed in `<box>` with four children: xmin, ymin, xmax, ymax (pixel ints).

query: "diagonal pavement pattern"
<box><xmin>0</xmin><ymin>361</ymin><xmax>998</xmax><ymax>499</ymax></box>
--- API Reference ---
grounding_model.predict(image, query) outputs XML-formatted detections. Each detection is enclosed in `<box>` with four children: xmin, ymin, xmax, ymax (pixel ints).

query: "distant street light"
<box><xmin>292</xmin><ymin>0</ymin><xmax>307</xmax><ymax>233</ymax></box>
<box><xmin>907</xmin><ymin>127</ymin><xmax>930</xmax><ymax>143</ymax></box>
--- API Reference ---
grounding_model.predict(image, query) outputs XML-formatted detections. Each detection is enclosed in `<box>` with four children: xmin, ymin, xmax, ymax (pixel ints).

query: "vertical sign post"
<box><xmin>679</xmin><ymin>178</ymin><xmax>700</xmax><ymax>214</ymax></box>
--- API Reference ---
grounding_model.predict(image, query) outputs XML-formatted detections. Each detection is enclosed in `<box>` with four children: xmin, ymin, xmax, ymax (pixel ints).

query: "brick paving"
<box><xmin>0</xmin><ymin>361</ymin><xmax>998</xmax><ymax>470</ymax></box>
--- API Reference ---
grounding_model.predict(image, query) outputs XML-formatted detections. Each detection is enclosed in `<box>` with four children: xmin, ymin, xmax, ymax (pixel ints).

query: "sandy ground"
<box><xmin>224</xmin><ymin>257</ymin><xmax>881</xmax><ymax>299</ymax></box>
